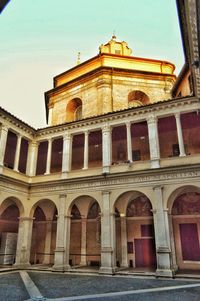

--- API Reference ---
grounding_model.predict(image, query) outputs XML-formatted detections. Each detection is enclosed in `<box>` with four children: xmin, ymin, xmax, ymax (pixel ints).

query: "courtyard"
<box><xmin>0</xmin><ymin>270</ymin><xmax>200</xmax><ymax>301</ymax></box>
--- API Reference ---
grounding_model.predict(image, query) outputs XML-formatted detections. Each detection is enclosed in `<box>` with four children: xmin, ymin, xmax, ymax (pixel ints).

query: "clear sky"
<box><xmin>0</xmin><ymin>0</ymin><xmax>184</xmax><ymax>128</ymax></box>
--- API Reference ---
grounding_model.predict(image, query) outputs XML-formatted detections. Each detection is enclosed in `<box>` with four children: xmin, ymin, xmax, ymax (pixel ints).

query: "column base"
<box><xmin>150</xmin><ymin>158</ymin><xmax>160</xmax><ymax>168</ymax></box>
<box><xmin>14</xmin><ymin>262</ymin><xmax>31</xmax><ymax>269</ymax></box>
<box><xmin>99</xmin><ymin>266</ymin><xmax>116</xmax><ymax>275</ymax></box>
<box><xmin>102</xmin><ymin>166</ymin><xmax>110</xmax><ymax>174</ymax></box>
<box><xmin>156</xmin><ymin>268</ymin><xmax>174</xmax><ymax>278</ymax></box>
<box><xmin>61</xmin><ymin>172</ymin><xmax>68</xmax><ymax>179</ymax></box>
<box><xmin>52</xmin><ymin>264</ymin><xmax>71</xmax><ymax>272</ymax></box>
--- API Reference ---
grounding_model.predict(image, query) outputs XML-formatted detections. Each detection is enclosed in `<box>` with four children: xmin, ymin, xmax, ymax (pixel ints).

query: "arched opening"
<box><xmin>0</xmin><ymin>200</ymin><xmax>20</xmax><ymax>266</ymax></box>
<box><xmin>30</xmin><ymin>200</ymin><xmax>57</xmax><ymax>266</ymax></box>
<box><xmin>128</xmin><ymin>90</ymin><xmax>150</xmax><ymax>108</ymax></box>
<box><xmin>115</xmin><ymin>191</ymin><xmax>156</xmax><ymax>271</ymax></box>
<box><xmin>86</xmin><ymin>202</ymin><xmax>101</xmax><ymax>267</ymax></box>
<box><xmin>171</xmin><ymin>191</ymin><xmax>200</xmax><ymax>271</ymax></box>
<box><xmin>69</xmin><ymin>197</ymin><xmax>101</xmax><ymax>270</ymax></box>
<box><xmin>66</xmin><ymin>98</ymin><xmax>82</xmax><ymax>122</ymax></box>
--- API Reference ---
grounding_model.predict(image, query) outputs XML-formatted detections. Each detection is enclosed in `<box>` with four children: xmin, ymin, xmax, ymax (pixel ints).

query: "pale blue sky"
<box><xmin>0</xmin><ymin>0</ymin><xmax>184</xmax><ymax>128</ymax></box>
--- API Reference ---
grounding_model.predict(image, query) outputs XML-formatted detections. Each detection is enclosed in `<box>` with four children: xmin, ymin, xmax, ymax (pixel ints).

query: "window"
<box><xmin>172</xmin><ymin>144</ymin><xmax>180</xmax><ymax>156</ymax></box>
<box><xmin>74</xmin><ymin>105</ymin><xmax>82</xmax><ymax>121</ymax></box>
<box><xmin>132</xmin><ymin>150</ymin><xmax>141</xmax><ymax>161</ymax></box>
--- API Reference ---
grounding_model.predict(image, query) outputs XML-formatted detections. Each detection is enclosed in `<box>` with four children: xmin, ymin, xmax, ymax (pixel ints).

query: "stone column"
<box><xmin>147</xmin><ymin>115</ymin><xmax>160</xmax><ymax>168</ymax></box>
<box><xmin>153</xmin><ymin>186</ymin><xmax>173</xmax><ymax>277</ymax></box>
<box><xmin>80</xmin><ymin>217</ymin><xmax>87</xmax><ymax>266</ymax></box>
<box><xmin>126</xmin><ymin>122</ymin><xmax>132</xmax><ymax>163</ymax></box>
<box><xmin>15</xmin><ymin>217</ymin><xmax>34</xmax><ymax>267</ymax></box>
<box><xmin>43</xmin><ymin>219</ymin><xmax>53</xmax><ymax>264</ymax></box>
<box><xmin>120</xmin><ymin>214</ymin><xmax>128</xmax><ymax>267</ymax></box>
<box><xmin>83</xmin><ymin>131</ymin><xmax>89</xmax><ymax>170</ymax></box>
<box><xmin>26</xmin><ymin>141</ymin><xmax>38</xmax><ymax>176</ymax></box>
<box><xmin>0</xmin><ymin>125</ymin><xmax>8</xmax><ymax>169</ymax></box>
<box><xmin>45</xmin><ymin>138</ymin><xmax>52</xmax><ymax>175</ymax></box>
<box><xmin>13</xmin><ymin>134</ymin><xmax>22</xmax><ymax>172</ymax></box>
<box><xmin>53</xmin><ymin>194</ymin><xmax>70</xmax><ymax>271</ymax></box>
<box><xmin>102</xmin><ymin>124</ymin><xmax>111</xmax><ymax>174</ymax></box>
<box><xmin>62</xmin><ymin>133</ymin><xmax>72</xmax><ymax>175</ymax></box>
<box><xmin>100</xmin><ymin>191</ymin><xmax>116</xmax><ymax>274</ymax></box>
<box><xmin>175</xmin><ymin>113</ymin><xmax>186</xmax><ymax>157</ymax></box>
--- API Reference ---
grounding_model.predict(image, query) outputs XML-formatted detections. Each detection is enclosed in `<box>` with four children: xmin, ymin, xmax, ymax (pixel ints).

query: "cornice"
<box><xmin>28</xmin><ymin>163</ymin><xmax>200</xmax><ymax>194</ymax></box>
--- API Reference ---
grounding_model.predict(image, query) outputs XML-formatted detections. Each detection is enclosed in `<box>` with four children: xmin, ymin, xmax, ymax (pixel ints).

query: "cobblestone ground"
<box><xmin>0</xmin><ymin>272</ymin><xmax>29</xmax><ymax>301</ymax></box>
<box><xmin>0</xmin><ymin>271</ymin><xmax>200</xmax><ymax>301</ymax></box>
<box><xmin>28</xmin><ymin>272</ymin><xmax>200</xmax><ymax>299</ymax></box>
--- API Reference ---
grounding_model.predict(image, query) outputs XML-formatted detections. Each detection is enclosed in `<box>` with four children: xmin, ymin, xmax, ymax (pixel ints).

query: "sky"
<box><xmin>0</xmin><ymin>0</ymin><xmax>184</xmax><ymax>128</ymax></box>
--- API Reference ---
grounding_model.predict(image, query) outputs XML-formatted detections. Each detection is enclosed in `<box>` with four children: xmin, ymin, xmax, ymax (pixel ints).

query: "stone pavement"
<box><xmin>0</xmin><ymin>271</ymin><xmax>200</xmax><ymax>301</ymax></box>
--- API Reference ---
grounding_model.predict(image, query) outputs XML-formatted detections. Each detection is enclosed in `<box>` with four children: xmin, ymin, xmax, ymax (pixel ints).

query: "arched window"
<box><xmin>74</xmin><ymin>104</ymin><xmax>82</xmax><ymax>121</ymax></box>
<box><xmin>66</xmin><ymin>98</ymin><xmax>82</xmax><ymax>122</ymax></box>
<box><xmin>128</xmin><ymin>90</ymin><xmax>150</xmax><ymax>108</ymax></box>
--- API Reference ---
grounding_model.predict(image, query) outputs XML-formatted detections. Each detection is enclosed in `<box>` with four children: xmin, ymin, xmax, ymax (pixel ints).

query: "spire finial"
<box><xmin>112</xmin><ymin>30</ymin><xmax>116</xmax><ymax>40</ymax></box>
<box><xmin>77</xmin><ymin>52</ymin><xmax>81</xmax><ymax>65</ymax></box>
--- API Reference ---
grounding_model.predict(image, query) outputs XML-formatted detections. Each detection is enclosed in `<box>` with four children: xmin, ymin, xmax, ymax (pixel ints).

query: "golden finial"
<box><xmin>112</xmin><ymin>30</ymin><xmax>116</xmax><ymax>40</ymax></box>
<box><xmin>77</xmin><ymin>52</ymin><xmax>81</xmax><ymax>65</ymax></box>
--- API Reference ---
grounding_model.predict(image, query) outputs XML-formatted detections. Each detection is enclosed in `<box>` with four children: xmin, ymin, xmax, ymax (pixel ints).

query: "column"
<box><xmin>102</xmin><ymin>124</ymin><xmax>111</xmax><ymax>174</ymax></box>
<box><xmin>62</xmin><ymin>133</ymin><xmax>72</xmax><ymax>174</ymax></box>
<box><xmin>26</xmin><ymin>141</ymin><xmax>38</xmax><ymax>176</ymax></box>
<box><xmin>83</xmin><ymin>131</ymin><xmax>89</xmax><ymax>170</ymax></box>
<box><xmin>53</xmin><ymin>194</ymin><xmax>70</xmax><ymax>271</ymax></box>
<box><xmin>175</xmin><ymin>113</ymin><xmax>186</xmax><ymax>157</ymax></box>
<box><xmin>120</xmin><ymin>214</ymin><xmax>128</xmax><ymax>267</ymax></box>
<box><xmin>153</xmin><ymin>186</ymin><xmax>173</xmax><ymax>277</ymax></box>
<box><xmin>13</xmin><ymin>134</ymin><xmax>22</xmax><ymax>171</ymax></box>
<box><xmin>126</xmin><ymin>122</ymin><xmax>132</xmax><ymax>163</ymax></box>
<box><xmin>43</xmin><ymin>219</ymin><xmax>53</xmax><ymax>264</ymax></box>
<box><xmin>80</xmin><ymin>217</ymin><xmax>87</xmax><ymax>266</ymax></box>
<box><xmin>15</xmin><ymin>217</ymin><xmax>34</xmax><ymax>267</ymax></box>
<box><xmin>147</xmin><ymin>115</ymin><xmax>160</xmax><ymax>168</ymax></box>
<box><xmin>48</xmin><ymin>105</ymin><xmax>53</xmax><ymax>126</ymax></box>
<box><xmin>100</xmin><ymin>191</ymin><xmax>116</xmax><ymax>274</ymax></box>
<box><xmin>45</xmin><ymin>138</ymin><xmax>52</xmax><ymax>175</ymax></box>
<box><xmin>0</xmin><ymin>125</ymin><xmax>8</xmax><ymax>168</ymax></box>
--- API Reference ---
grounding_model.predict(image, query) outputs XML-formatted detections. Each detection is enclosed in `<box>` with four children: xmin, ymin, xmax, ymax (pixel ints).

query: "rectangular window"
<box><xmin>127</xmin><ymin>242</ymin><xmax>134</xmax><ymax>254</ymax></box>
<box><xmin>132</xmin><ymin>150</ymin><xmax>141</xmax><ymax>161</ymax></box>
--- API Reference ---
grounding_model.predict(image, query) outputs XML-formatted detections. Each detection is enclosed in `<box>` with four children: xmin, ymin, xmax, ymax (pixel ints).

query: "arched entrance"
<box><xmin>69</xmin><ymin>196</ymin><xmax>101</xmax><ymax>269</ymax></box>
<box><xmin>171</xmin><ymin>191</ymin><xmax>200</xmax><ymax>271</ymax></box>
<box><xmin>0</xmin><ymin>198</ymin><xmax>22</xmax><ymax>266</ymax></box>
<box><xmin>30</xmin><ymin>200</ymin><xmax>57</xmax><ymax>266</ymax></box>
<box><xmin>115</xmin><ymin>191</ymin><xmax>156</xmax><ymax>271</ymax></box>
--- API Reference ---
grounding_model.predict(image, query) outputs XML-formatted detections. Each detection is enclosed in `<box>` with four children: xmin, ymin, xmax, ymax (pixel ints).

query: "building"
<box><xmin>0</xmin><ymin>0</ymin><xmax>200</xmax><ymax>277</ymax></box>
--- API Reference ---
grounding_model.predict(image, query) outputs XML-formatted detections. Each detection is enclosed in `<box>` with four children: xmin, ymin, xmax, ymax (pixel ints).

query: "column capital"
<box><xmin>102</xmin><ymin>190</ymin><xmax>111</xmax><ymax>196</ymax></box>
<box><xmin>125</xmin><ymin>121</ymin><xmax>131</xmax><ymax>128</ymax></box>
<box><xmin>18</xmin><ymin>217</ymin><xmax>35</xmax><ymax>221</ymax></box>
<box><xmin>29</xmin><ymin>140</ymin><xmax>38</xmax><ymax>147</ymax></box>
<box><xmin>59</xmin><ymin>193</ymin><xmax>67</xmax><ymax>198</ymax></box>
<box><xmin>102</xmin><ymin>124</ymin><xmax>111</xmax><ymax>133</ymax></box>
<box><xmin>153</xmin><ymin>185</ymin><xmax>164</xmax><ymax>191</ymax></box>
<box><xmin>1</xmin><ymin>124</ymin><xmax>9</xmax><ymax>132</ymax></box>
<box><xmin>63</xmin><ymin>133</ymin><xmax>71</xmax><ymax>140</ymax></box>
<box><xmin>174</xmin><ymin>112</ymin><xmax>181</xmax><ymax>119</ymax></box>
<box><xmin>147</xmin><ymin>114</ymin><xmax>157</xmax><ymax>124</ymax></box>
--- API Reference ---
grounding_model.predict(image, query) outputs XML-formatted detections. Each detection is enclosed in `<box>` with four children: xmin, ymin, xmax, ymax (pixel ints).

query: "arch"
<box><xmin>29</xmin><ymin>199</ymin><xmax>58</xmax><ymax>219</ymax></box>
<box><xmin>87</xmin><ymin>201</ymin><xmax>100</xmax><ymax>219</ymax></box>
<box><xmin>0</xmin><ymin>197</ymin><xmax>24</xmax><ymax>217</ymax></box>
<box><xmin>30</xmin><ymin>199</ymin><xmax>57</xmax><ymax>266</ymax></box>
<box><xmin>114</xmin><ymin>190</ymin><xmax>156</xmax><ymax>270</ymax></box>
<box><xmin>167</xmin><ymin>185</ymin><xmax>200</xmax><ymax>214</ymax></box>
<box><xmin>66</xmin><ymin>98</ymin><xmax>82</xmax><ymax>122</ymax></box>
<box><xmin>0</xmin><ymin>197</ymin><xmax>23</xmax><ymax>266</ymax></box>
<box><xmin>169</xmin><ymin>185</ymin><xmax>200</xmax><ymax>271</ymax></box>
<box><xmin>128</xmin><ymin>90</ymin><xmax>150</xmax><ymax>108</ymax></box>
<box><xmin>126</xmin><ymin>196</ymin><xmax>153</xmax><ymax>217</ymax></box>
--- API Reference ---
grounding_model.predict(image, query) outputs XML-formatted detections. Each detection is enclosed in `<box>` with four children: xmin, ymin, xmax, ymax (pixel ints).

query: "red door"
<box><xmin>135</xmin><ymin>238</ymin><xmax>156</xmax><ymax>267</ymax></box>
<box><xmin>179</xmin><ymin>223</ymin><xmax>200</xmax><ymax>261</ymax></box>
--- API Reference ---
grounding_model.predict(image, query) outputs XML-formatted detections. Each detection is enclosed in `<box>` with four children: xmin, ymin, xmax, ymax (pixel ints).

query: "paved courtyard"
<box><xmin>0</xmin><ymin>271</ymin><xmax>200</xmax><ymax>301</ymax></box>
